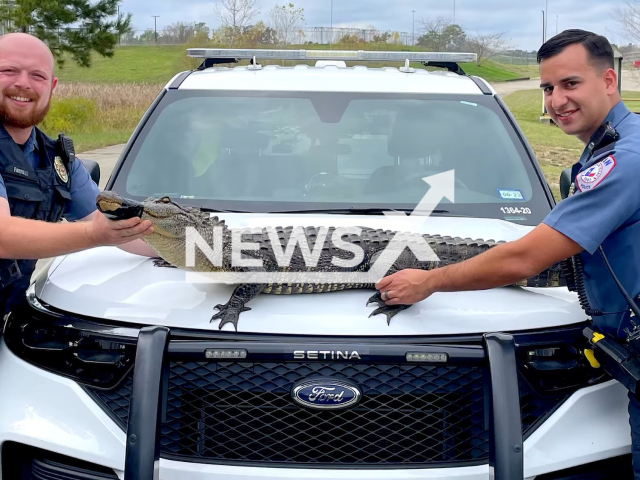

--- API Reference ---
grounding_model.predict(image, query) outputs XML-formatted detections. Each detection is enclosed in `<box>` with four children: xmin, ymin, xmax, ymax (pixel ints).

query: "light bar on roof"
<box><xmin>186</xmin><ymin>48</ymin><xmax>477</xmax><ymax>63</ymax></box>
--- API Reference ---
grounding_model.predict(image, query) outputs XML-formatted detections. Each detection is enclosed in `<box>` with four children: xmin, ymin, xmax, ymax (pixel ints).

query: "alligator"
<box><xmin>96</xmin><ymin>192</ymin><xmax>568</xmax><ymax>331</ymax></box>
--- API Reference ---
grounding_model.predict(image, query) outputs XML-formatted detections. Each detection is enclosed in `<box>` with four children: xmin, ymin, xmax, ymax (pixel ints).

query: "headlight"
<box><xmin>3</xmin><ymin>286</ymin><xmax>137</xmax><ymax>390</ymax></box>
<box><xmin>514</xmin><ymin>326</ymin><xmax>609</xmax><ymax>395</ymax></box>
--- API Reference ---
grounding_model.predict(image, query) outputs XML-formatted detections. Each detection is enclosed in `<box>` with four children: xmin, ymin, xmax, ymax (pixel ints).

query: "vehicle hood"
<box><xmin>34</xmin><ymin>214</ymin><xmax>586</xmax><ymax>336</ymax></box>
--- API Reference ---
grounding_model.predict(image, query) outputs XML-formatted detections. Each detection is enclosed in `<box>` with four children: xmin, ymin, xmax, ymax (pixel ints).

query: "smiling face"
<box><xmin>0</xmin><ymin>33</ymin><xmax>57</xmax><ymax>129</ymax></box>
<box><xmin>539</xmin><ymin>43</ymin><xmax>619</xmax><ymax>144</ymax></box>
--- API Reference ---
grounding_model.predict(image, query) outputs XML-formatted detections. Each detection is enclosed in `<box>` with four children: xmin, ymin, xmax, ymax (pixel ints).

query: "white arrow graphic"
<box><xmin>367</xmin><ymin>169</ymin><xmax>456</xmax><ymax>280</ymax></box>
<box><xmin>381</xmin><ymin>170</ymin><xmax>456</xmax><ymax>231</ymax></box>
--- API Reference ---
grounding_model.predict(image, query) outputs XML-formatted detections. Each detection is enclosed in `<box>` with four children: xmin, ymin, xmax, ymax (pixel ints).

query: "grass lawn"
<box><xmin>53</xmin><ymin>44</ymin><xmax>532</xmax><ymax>85</ymax></box>
<box><xmin>502</xmin><ymin>89</ymin><xmax>640</xmax><ymax>201</ymax></box>
<box><xmin>54</xmin><ymin>45</ymin><xmax>187</xmax><ymax>84</ymax></box>
<box><xmin>456</xmin><ymin>61</ymin><xmax>528</xmax><ymax>81</ymax></box>
<box><xmin>39</xmin><ymin>83</ymin><xmax>164</xmax><ymax>153</ymax></box>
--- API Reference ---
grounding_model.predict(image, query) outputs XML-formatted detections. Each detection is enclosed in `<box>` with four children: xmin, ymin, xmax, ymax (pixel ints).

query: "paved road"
<box><xmin>79</xmin><ymin>143</ymin><xmax>125</xmax><ymax>189</ymax></box>
<box><xmin>492</xmin><ymin>78</ymin><xmax>541</xmax><ymax>96</ymax></box>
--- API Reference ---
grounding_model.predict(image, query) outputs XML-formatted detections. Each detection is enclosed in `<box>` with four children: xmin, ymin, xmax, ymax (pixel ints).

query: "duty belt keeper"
<box><xmin>0</xmin><ymin>260</ymin><xmax>21</xmax><ymax>289</ymax></box>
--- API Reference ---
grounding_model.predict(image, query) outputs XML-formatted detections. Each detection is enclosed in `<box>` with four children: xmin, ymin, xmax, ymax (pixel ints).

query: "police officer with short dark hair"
<box><xmin>0</xmin><ymin>32</ymin><xmax>156</xmax><ymax>319</ymax></box>
<box><xmin>375</xmin><ymin>29</ymin><xmax>640</xmax><ymax>476</ymax></box>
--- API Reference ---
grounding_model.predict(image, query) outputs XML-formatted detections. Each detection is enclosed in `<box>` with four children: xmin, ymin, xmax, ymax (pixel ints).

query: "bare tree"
<box><xmin>214</xmin><ymin>0</ymin><xmax>259</xmax><ymax>45</ymax></box>
<box><xmin>416</xmin><ymin>16</ymin><xmax>466</xmax><ymax>52</ymax></box>
<box><xmin>465</xmin><ymin>32</ymin><xmax>511</xmax><ymax>66</ymax></box>
<box><xmin>613</xmin><ymin>1</ymin><xmax>640</xmax><ymax>44</ymax></box>
<box><xmin>268</xmin><ymin>3</ymin><xmax>304</xmax><ymax>46</ymax></box>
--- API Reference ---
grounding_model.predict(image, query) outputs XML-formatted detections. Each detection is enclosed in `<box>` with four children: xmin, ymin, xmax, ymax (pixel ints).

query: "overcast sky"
<box><xmin>120</xmin><ymin>0</ymin><xmax>632</xmax><ymax>51</ymax></box>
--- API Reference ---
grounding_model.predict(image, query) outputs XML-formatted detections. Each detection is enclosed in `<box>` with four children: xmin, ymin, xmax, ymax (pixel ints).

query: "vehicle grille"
<box><xmin>87</xmin><ymin>360</ymin><xmax>566</xmax><ymax>467</ymax></box>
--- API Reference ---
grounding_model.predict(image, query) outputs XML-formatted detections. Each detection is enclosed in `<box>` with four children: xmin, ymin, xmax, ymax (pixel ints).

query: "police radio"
<box><xmin>56</xmin><ymin>133</ymin><xmax>76</xmax><ymax>166</ymax></box>
<box><xmin>586</xmin><ymin>121</ymin><xmax>619</xmax><ymax>157</ymax></box>
<box><xmin>570</xmin><ymin>122</ymin><xmax>640</xmax><ymax>398</ymax></box>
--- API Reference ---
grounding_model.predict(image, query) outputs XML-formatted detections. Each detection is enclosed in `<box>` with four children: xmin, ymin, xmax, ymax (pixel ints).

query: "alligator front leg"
<box><xmin>211</xmin><ymin>283</ymin><xmax>266</xmax><ymax>331</ymax></box>
<box><xmin>153</xmin><ymin>258</ymin><xmax>176</xmax><ymax>268</ymax></box>
<box><xmin>366</xmin><ymin>291</ymin><xmax>385</xmax><ymax>307</ymax></box>
<box><xmin>369</xmin><ymin>304</ymin><xmax>411</xmax><ymax>325</ymax></box>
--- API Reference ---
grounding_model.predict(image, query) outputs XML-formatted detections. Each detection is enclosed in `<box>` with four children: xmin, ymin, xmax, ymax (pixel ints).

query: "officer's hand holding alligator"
<box><xmin>0</xmin><ymin>32</ymin><xmax>155</xmax><ymax>317</ymax></box>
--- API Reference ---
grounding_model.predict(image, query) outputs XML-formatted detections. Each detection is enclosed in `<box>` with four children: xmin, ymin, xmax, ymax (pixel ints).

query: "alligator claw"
<box><xmin>366</xmin><ymin>291</ymin><xmax>385</xmax><ymax>307</ymax></box>
<box><xmin>368</xmin><ymin>304</ymin><xmax>410</xmax><ymax>325</ymax></box>
<box><xmin>153</xmin><ymin>258</ymin><xmax>176</xmax><ymax>268</ymax></box>
<box><xmin>210</xmin><ymin>305</ymin><xmax>251</xmax><ymax>331</ymax></box>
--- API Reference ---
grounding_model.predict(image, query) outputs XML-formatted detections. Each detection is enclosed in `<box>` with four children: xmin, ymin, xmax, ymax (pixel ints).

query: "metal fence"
<box><xmin>117</xmin><ymin>27</ymin><xmax>416</xmax><ymax>47</ymax></box>
<box><xmin>491</xmin><ymin>53</ymin><xmax>538</xmax><ymax>65</ymax></box>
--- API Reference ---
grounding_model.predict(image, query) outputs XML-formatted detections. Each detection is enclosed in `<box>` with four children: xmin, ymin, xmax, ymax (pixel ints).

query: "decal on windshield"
<box><xmin>500</xmin><ymin>206</ymin><xmax>531</xmax><ymax>215</ymax></box>
<box><xmin>497</xmin><ymin>189</ymin><xmax>524</xmax><ymax>200</ymax></box>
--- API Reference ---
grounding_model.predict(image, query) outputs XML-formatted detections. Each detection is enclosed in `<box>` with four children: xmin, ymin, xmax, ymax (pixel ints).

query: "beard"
<box><xmin>0</xmin><ymin>87</ymin><xmax>51</xmax><ymax>129</ymax></box>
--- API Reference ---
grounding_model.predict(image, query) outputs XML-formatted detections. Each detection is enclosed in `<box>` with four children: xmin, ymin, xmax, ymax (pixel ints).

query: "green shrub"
<box><xmin>40</xmin><ymin>97</ymin><xmax>98</xmax><ymax>134</ymax></box>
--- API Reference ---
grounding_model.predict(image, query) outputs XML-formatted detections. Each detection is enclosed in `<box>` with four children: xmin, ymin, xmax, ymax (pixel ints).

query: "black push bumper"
<box><xmin>122</xmin><ymin>327</ymin><xmax>524</xmax><ymax>480</ymax></box>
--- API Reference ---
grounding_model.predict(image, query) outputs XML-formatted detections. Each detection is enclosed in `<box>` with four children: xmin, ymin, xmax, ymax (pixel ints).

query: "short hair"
<box><xmin>537</xmin><ymin>29</ymin><xmax>614</xmax><ymax>71</ymax></box>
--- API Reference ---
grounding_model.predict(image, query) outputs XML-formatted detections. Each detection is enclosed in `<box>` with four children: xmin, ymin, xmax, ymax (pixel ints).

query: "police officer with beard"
<box><xmin>376</xmin><ymin>29</ymin><xmax>640</xmax><ymax>477</ymax></box>
<box><xmin>0</xmin><ymin>33</ymin><xmax>157</xmax><ymax>319</ymax></box>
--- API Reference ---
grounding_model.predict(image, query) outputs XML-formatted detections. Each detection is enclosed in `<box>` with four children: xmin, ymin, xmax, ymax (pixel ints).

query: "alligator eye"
<box><xmin>159</xmin><ymin>197</ymin><xmax>171</xmax><ymax>203</ymax></box>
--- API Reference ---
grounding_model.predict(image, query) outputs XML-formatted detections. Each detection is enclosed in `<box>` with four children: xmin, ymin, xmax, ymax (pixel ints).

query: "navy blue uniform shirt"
<box><xmin>0</xmin><ymin>126</ymin><xmax>100</xmax><ymax>221</ymax></box>
<box><xmin>543</xmin><ymin>100</ymin><xmax>640</xmax><ymax>338</ymax></box>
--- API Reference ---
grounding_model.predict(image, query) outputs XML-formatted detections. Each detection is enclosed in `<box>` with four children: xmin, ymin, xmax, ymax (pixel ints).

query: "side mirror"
<box><xmin>80</xmin><ymin>159</ymin><xmax>101</xmax><ymax>187</ymax></box>
<box><xmin>559</xmin><ymin>167</ymin><xmax>572</xmax><ymax>200</ymax></box>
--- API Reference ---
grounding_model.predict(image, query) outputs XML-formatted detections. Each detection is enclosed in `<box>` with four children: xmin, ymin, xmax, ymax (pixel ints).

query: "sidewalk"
<box><xmin>78</xmin><ymin>143</ymin><xmax>126</xmax><ymax>189</ymax></box>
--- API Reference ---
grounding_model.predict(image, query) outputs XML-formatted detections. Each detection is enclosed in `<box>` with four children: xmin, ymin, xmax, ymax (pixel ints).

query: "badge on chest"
<box><xmin>576</xmin><ymin>155</ymin><xmax>616</xmax><ymax>192</ymax></box>
<box><xmin>53</xmin><ymin>156</ymin><xmax>68</xmax><ymax>183</ymax></box>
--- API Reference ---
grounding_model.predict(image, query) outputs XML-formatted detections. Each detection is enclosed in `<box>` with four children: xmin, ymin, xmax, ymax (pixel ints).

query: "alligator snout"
<box><xmin>96</xmin><ymin>191</ymin><xmax>144</xmax><ymax>220</ymax></box>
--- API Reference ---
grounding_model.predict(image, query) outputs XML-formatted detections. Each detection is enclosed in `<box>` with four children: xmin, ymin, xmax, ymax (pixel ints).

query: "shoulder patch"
<box><xmin>576</xmin><ymin>155</ymin><xmax>616</xmax><ymax>192</ymax></box>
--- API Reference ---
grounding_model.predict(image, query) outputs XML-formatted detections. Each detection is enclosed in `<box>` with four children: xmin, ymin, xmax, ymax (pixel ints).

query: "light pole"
<box><xmin>151</xmin><ymin>15</ymin><xmax>160</xmax><ymax>44</ymax></box>
<box><xmin>453</xmin><ymin>0</ymin><xmax>455</xmax><ymax>24</ymax></box>
<box><xmin>542</xmin><ymin>10</ymin><xmax>545</xmax><ymax>44</ymax></box>
<box><xmin>412</xmin><ymin>10</ymin><xmax>415</xmax><ymax>46</ymax></box>
<box><xmin>329</xmin><ymin>0</ymin><xmax>333</xmax><ymax>49</ymax></box>
<box><xmin>545</xmin><ymin>0</ymin><xmax>548</xmax><ymax>41</ymax></box>
<box><xmin>152</xmin><ymin>15</ymin><xmax>159</xmax><ymax>44</ymax></box>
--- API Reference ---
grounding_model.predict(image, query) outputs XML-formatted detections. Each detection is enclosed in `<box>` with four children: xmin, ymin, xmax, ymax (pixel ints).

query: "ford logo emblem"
<box><xmin>291</xmin><ymin>377</ymin><xmax>362</xmax><ymax>410</ymax></box>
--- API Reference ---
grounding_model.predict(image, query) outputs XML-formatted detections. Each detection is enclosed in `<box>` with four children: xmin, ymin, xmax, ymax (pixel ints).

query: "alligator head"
<box><xmin>96</xmin><ymin>191</ymin><xmax>229</xmax><ymax>271</ymax></box>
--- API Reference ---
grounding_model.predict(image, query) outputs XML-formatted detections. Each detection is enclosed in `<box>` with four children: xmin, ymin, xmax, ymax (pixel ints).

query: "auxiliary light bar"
<box><xmin>186</xmin><ymin>48</ymin><xmax>477</xmax><ymax>63</ymax></box>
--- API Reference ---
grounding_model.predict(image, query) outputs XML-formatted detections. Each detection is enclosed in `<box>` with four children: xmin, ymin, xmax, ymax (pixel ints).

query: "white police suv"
<box><xmin>0</xmin><ymin>49</ymin><xmax>633</xmax><ymax>480</ymax></box>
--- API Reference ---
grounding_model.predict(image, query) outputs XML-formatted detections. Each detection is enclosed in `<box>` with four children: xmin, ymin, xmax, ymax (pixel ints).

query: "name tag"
<box><xmin>12</xmin><ymin>166</ymin><xmax>29</xmax><ymax>178</ymax></box>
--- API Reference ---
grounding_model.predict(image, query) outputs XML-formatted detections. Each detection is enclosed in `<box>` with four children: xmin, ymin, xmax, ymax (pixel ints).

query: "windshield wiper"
<box><xmin>198</xmin><ymin>207</ymin><xmax>249</xmax><ymax>214</ymax></box>
<box><xmin>267</xmin><ymin>208</ymin><xmax>451</xmax><ymax>215</ymax></box>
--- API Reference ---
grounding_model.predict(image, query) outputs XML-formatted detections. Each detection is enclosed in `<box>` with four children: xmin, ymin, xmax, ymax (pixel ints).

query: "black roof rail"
<box><xmin>196</xmin><ymin>57</ymin><xmax>239</xmax><ymax>70</ymax></box>
<box><xmin>422</xmin><ymin>61</ymin><xmax>466</xmax><ymax>75</ymax></box>
<box><xmin>469</xmin><ymin>75</ymin><xmax>493</xmax><ymax>95</ymax></box>
<box><xmin>168</xmin><ymin>71</ymin><xmax>193</xmax><ymax>89</ymax></box>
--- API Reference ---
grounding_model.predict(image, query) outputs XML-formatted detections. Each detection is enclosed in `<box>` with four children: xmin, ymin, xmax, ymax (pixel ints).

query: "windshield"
<box><xmin>111</xmin><ymin>90</ymin><xmax>552</xmax><ymax>225</ymax></box>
